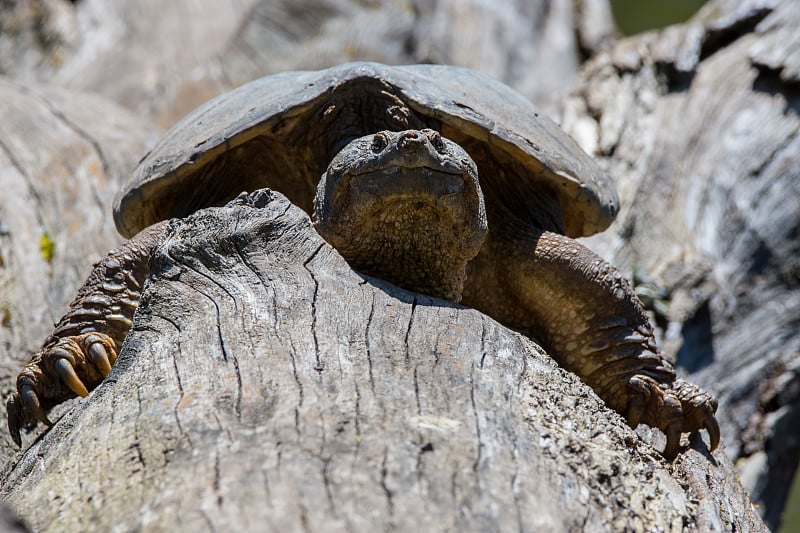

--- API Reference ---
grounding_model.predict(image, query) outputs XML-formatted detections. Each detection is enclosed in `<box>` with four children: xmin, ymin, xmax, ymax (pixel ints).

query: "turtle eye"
<box><xmin>429</xmin><ymin>131</ymin><xmax>446</xmax><ymax>153</ymax></box>
<box><xmin>371</xmin><ymin>134</ymin><xmax>387</xmax><ymax>153</ymax></box>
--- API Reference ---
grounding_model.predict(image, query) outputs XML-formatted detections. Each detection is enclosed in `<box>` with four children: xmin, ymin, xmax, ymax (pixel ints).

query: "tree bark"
<box><xmin>0</xmin><ymin>0</ymin><xmax>613</xmax><ymax>126</ymax></box>
<box><xmin>0</xmin><ymin>191</ymin><xmax>765</xmax><ymax>532</ymax></box>
<box><xmin>559</xmin><ymin>0</ymin><xmax>800</xmax><ymax>527</ymax></box>
<box><xmin>0</xmin><ymin>79</ymin><xmax>154</xmax><ymax>468</ymax></box>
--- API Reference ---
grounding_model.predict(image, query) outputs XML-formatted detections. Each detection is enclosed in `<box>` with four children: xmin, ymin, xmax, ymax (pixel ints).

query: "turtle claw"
<box><xmin>625</xmin><ymin>375</ymin><xmax>651</xmax><ymax>428</ymax></box>
<box><xmin>626</xmin><ymin>395</ymin><xmax>644</xmax><ymax>428</ymax></box>
<box><xmin>672</xmin><ymin>377</ymin><xmax>720</xmax><ymax>454</ymax></box>
<box><xmin>6</xmin><ymin>383</ymin><xmax>52</xmax><ymax>448</ymax></box>
<box><xmin>54</xmin><ymin>358</ymin><xmax>90</xmax><ymax>398</ymax></box>
<box><xmin>663</xmin><ymin>420</ymin><xmax>682</xmax><ymax>461</ymax></box>
<box><xmin>20</xmin><ymin>384</ymin><xmax>52</xmax><ymax>427</ymax></box>
<box><xmin>7</xmin><ymin>395</ymin><xmax>24</xmax><ymax>447</ymax></box>
<box><xmin>624</xmin><ymin>373</ymin><xmax>719</xmax><ymax>459</ymax></box>
<box><xmin>705</xmin><ymin>411</ymin><xmax>720</xmax><ymax>452</ymax></box>
<box><xmin>6</xmin><ymin>332</ymin><xmax>118</xmax><ymax>446</ymax></box>
<box><xmin>87</xmin><ymin>338</ymin><xmax>114</xmax><ymax>376</ymax></box>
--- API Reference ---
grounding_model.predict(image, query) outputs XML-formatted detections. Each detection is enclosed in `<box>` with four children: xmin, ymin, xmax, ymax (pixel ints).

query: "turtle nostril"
<box><xmin>397</xmin><ymin>130</ymin><xmax>425</xmax><ymax>150</ymax></box>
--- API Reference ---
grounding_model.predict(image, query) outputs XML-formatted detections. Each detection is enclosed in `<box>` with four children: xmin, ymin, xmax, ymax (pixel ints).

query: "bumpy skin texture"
<box><xmin>8</xmin><ymin>130</ymin><xmax>718</xmax><ymax>459</ymax></box>
<box><xmin>314</xmin><ymin>129</ymin><xmax>487</xmax><ymax>301</ymax></box>
<box><xmin>6</xmin><ymin>221</ymin><xmax>168</xmax><ymax>446</ymax></box>
<box><xmin>462</xmin><ymin>227</ymin><xmax>719</xmax><ymax>458</ymax></box>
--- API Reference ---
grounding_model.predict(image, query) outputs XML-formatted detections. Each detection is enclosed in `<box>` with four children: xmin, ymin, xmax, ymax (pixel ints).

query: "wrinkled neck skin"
<box><xmin>313</xmin><ymin>129</ymin><xmax>487</xmax><ymax>301</ymax></box>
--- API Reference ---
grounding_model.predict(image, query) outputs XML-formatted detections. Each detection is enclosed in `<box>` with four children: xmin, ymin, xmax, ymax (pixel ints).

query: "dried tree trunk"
<box><xmin>0</xmin><ymin>191</ymin><xmax>765</xmax><ymax>532</ymax></box>
<box><xmin>0</xmin><ymin>0</ymin><xmax>613</xmax><ymax>126</ymax></box>
<box><xmin>559</xmin><ymin>0</ymin><xmax>800</xmax><ymax>527</ymax></box>
<box><xmin>0</xmin><ymin>80</ymin><xmax>153</xmax><ymax>472</ymax></box>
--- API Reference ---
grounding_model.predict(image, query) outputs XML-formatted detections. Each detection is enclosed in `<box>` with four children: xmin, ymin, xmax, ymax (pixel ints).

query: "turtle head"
<box><xmin>313</xmin><ymin>129</ymin><xmax>488</xmax><ymax>302</ymax></box>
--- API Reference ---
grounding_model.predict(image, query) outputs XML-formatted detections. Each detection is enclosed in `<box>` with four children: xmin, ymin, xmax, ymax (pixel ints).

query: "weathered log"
<box><xmin>216</xmin><ymin>0</ymin><xmax>615</xmax><ymax>116</ymax></box>
<box><xmin>559</xmin><ymin>0</ymin><xmax>800</xmax><ymax>526</ymax></box>
<box><xmin>0</xmin><ymin>0</ymin><xmax>613</xmax><ymax>125</ymax></box>
<box><xmin>0</xmin><ymin>0</ymin><xmax>259</xmax><ymax>127</ymax></box>
<box><xmin>0</xmin><ymin>80</ymin><xmax>154</xmax><ymax>467</ymax></box>
<box><xmin>0</xmin><ymin>191</ymin><xmax>765</xmax><ymax>531</ymax></box>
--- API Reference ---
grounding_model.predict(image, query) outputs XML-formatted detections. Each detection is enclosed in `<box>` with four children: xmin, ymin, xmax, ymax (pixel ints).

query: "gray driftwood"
<box><xmin>560</xmin><ymin>0</ymin><xmax>800</xmax><ymax>526</ymax></box>
<box><xmin>0</xmin><ymin>0</ymin><xmax>613</xmax><ymax>125</ymax></box>
<box><xmin>0</xmin><ymin>80</ymin><xmax>153</xmax><ymax>469</ymax></box>
<box><xmin>0</xmin><ymin>191</ymin><xmax>765</xmax><ymax>532</ymax></box>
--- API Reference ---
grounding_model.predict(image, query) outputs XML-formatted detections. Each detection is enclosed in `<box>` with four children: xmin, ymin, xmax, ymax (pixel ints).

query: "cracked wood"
<box><xmin>0</xmin><ymin>190</ymin><xmax>764</xmax><ymax>532</ymax></box>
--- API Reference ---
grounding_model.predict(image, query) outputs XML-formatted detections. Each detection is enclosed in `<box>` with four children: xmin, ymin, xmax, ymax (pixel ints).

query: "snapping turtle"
<box><xmin>7</xmin><ymin>62</ymin><xmax>718</xmax><ymax>458</ymax></box>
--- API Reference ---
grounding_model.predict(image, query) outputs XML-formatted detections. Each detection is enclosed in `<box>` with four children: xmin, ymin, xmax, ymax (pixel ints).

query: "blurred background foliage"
<box><xmin>610</xmin><ymin>0</ymin><xmax>707</xmax><ymax>34</ymax></box>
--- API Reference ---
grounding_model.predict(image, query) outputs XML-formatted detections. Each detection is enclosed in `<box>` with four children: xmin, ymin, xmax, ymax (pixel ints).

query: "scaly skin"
<box><xmin>6</xmin><ymin>221</ymin><xmax>168</xmax><ymax>446</ymax></box>
<box><xmin>462</xmin><ymin>227</ymin><xmax>718</xmax><ymax>458</ymax></box>
<box><xmin>314</xmin><ymin>129</ymin><xmax>487</xmax><ymax>302</ymax></box>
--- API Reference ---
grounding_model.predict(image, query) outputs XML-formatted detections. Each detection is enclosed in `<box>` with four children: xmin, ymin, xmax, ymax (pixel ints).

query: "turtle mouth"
<box><xmin>347</xmin><ymin>165</ymin><xmax>467</xmax><ymax>197</ymax></box>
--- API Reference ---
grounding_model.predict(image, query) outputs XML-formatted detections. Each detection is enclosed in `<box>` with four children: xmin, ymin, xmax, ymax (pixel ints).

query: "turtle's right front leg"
<box><xmin>7</xmin><ymin>221</ymin><xmax>168</xmax><ymax>446</ymax></box>
<box><xmin>464</xmin><ymin>229</ymin><xmax>719</xmax><ymax>459</ymax></box>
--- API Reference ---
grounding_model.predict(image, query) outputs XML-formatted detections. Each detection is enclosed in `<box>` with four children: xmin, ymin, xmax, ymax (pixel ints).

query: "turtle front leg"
<box><xmin>7</xmin><ymin>221</ymin><xmax>168</xmax><ymax>446</ymax></box>
<box><xmin>464</xmin><ymin>230</ymin><xmax>719</xmax><ymax>459</ymax></box>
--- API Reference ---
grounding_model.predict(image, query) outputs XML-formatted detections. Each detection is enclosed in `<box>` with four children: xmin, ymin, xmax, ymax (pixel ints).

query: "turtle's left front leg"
<box><xmin>464</xmin><ymin>230</ymin><xmax>719</xmax><ymax>459</ymax></box>
<box><xmin>7</xmin><ymin>221</ymin><xmax>168</xmax><ymax>445</ymax></box>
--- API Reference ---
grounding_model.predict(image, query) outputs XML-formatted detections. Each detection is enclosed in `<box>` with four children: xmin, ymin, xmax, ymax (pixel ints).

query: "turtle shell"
<box><xmin>115</xmin><ymin>62</ymin><xmax>618</xmax><ymax>239</ymax></box>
